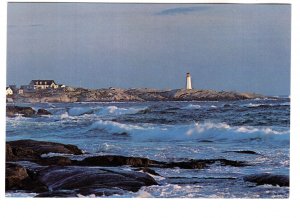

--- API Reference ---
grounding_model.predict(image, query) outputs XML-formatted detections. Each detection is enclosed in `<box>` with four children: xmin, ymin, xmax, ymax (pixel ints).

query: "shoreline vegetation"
<box><xmin>6</xmin><ymin>139</ymin><xmax>289</xmax><ymax>197</ymax></box>
<box><xmin>7</xmin><ymin>87</ymin><xmax>266</xmax><ymax>103</ymax></box>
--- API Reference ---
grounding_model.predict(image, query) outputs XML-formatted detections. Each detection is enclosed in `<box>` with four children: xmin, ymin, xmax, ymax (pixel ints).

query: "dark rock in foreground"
<box><xmin>6</xmin><ymin>162</ymin><xmax>157</xmax><ymax>197</ymax></box>
<box><xmin>5</xmin><ymin>139</ymin><xmax>252</xmax><ymax>197</ymax></box>
<box><xmin>244</xmin><ymin>173</ymin><xmax>289</xmax><ymax>187</ymax></box>
<box><xmin>37</xmin><ymin>166</ymin><xmax>157</xmax><ymax>196</ymax></box>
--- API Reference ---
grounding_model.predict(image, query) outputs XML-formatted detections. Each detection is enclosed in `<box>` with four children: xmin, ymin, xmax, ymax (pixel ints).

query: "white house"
<box><xmin>6</xmin><ymin>87</ymin><xmax>13</xmax><ymax>95</ymax></box>
<box><xmin>29</xmin><ymin>80</ymin><xmax>59</xmax><ymax>90</ymax></box>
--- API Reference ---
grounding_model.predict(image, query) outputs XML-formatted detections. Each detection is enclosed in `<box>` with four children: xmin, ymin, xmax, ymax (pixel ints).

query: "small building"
<box><xmin>29</xmin><ymin>80</ymin><xmax>59</xmax><ymax>90</ymax></box>
<box><xmin>6</xmin><ymin>87</ymin><xmax>13</xmax><ymax>95</ymax></box>
<box><xmin>18</xmin><ymin>89</ymin><xmax>24</xmax><ymax>94</ymax></box>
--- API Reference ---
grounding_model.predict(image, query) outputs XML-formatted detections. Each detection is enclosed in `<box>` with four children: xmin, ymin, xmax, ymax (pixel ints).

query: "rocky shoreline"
<box><xmin>8</xmin><ymin>87</ymin><xmax>266</xmax><ymax>103</ymax></box>
<box><xmin>6</xmin><ymin>139</ymin><xmax>289</xmax><ymax>197</ymax></box>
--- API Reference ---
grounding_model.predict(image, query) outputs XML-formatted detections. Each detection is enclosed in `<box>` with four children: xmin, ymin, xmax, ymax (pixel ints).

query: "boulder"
<box><xmin>244</xmin><ymin>173</ymin><xmax>289</xmax><ymax>187</ymax></box>
<box><xmin>6</xmin><ymin>106</ymin><xmax>36</xmax><ymax>117</ymax></box>
<box><xmin>5</xmin><ymin>162</ymin><xmax>48</xmax><ymax>192</ymax></box>
<box><xmin>38</xmin><ymin>166</ymin><xmax>158</xmax><ymax>195</ymax></box>
<box><xmin>6</xmin><ymin>163</ymin><xmax>29</xmax><ymax>189</ymax></box>
<box><xmin>37</xmin><ymin>108</ymin><xmax>52</xmax><ymax>115</ymax></box>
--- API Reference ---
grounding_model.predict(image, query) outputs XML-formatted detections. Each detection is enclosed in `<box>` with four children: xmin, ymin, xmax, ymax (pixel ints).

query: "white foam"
<box><xmin>5</xmin><ymin>192</ymin><xmax>37</xmax><ymax>198</ymax></box>
<box><xmin>60</xmin><ymin>112</ymin><xmax>71</xmax><ymax>119</ymax></box>
<box><xmin>182</xmin><ymin>104</ymin><xmax>201</xmax><ymax>109</ymax></box>
<box><xmin>246</xmin><ymin>102</ymin><xmax>290</xmax><ymax>107</ymax></box>
<box><xmin>96</xmin><ymin>105</ymin><xmax>144</xmax><ymax>116</ymax></box>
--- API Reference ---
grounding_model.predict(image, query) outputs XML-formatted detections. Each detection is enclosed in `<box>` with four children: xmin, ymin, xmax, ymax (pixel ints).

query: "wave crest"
<box><xmin>89</xmin><ymin>120</ymin><xmax>289</xmax><ymax>143</ymax></box>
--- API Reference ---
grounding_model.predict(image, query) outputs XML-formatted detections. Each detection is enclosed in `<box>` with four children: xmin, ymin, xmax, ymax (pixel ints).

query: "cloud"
<box><xmin>155</xmin><ymin>6</ymin><xmax>211</xmax><ymax>16</ymax></box>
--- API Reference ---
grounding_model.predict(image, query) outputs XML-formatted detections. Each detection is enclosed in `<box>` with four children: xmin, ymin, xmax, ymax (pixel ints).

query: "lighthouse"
<box><xmin>186</xmin><ymin>72</ymin><xmax>192</xmax><ymax>90</ymax></box>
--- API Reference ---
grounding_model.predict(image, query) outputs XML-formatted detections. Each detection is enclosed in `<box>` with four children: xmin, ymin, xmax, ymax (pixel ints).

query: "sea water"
<box><xmin>6</xmin><ymin>98</ymin><xmax>290</xmax><ymax>198</ymax></box>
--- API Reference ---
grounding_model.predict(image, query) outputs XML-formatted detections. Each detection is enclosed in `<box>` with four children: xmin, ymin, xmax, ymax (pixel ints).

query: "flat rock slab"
<box><xmin>244</xmin><ymin>173</ymin><xmax>289</xmax><ymax>187</ymax></box>
<box><xmin>75</xmin><ymin>155</ymin><xmax>162</xmax><ymax>167</ymax></box>
<box><xmin>38</xmin><ymin>166</ymin><xmax>158</xmax><ymax>196</ymax></box>
<box><xmin>75</xmin><ymin>155</ymin><xmax>249</xmax><ymax>169</ymax></box>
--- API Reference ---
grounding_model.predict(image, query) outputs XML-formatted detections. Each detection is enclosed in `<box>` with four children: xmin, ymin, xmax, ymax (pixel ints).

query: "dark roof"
<box><xmin>30</xmin><ymin>80</ymin><xmax>56</xmax><ymax>85</ymax></box>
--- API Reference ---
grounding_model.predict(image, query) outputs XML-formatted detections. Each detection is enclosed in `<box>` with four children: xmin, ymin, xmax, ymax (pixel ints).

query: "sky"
<box><xmin>6</xmin><ymin>3</ymin><xmax>291</xmax><ymax>95</ymax></box>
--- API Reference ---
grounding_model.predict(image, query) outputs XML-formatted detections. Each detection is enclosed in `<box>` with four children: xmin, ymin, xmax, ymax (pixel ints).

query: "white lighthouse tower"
<box><xmin>186</xmin><ymin>72</ymin><xmax>192</xmax><ymax>90</ymax></box>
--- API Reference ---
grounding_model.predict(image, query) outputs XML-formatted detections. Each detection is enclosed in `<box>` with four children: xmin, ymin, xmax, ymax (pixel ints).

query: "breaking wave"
<box><xmin>246</xmin><ymin>102</ymin><xmax>290</xmax><ymax>108</ymax></box>
<box><xmin>68</xmin><ymin>107</ymin><xmax>95</xmax><ymax>116</ymax></box>
<box><xmin>95</xmin><ymin>106</ymin><xmax>143</xmax><ymax>116</ymax></box>
<box><xmin>182</xmin><ymin>104</ymin><xmax>202</xmax><ymax>110</ymax></box>
<box><xmin>89</xmin><ymin>120</ymin><xmax>289</xmax><ymax>143</ymax></box>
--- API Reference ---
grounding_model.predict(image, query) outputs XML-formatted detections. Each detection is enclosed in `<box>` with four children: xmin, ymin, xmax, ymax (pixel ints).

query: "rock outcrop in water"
<box><xmin>6</xmin><ymin>106</ymin><xmax>52</xmax><ymax>117</ymax></box>
<box><xmin>6</xmin><ymin>139</ymin><xmax>253</xmax><ymax>197</ymax></box>
<box><xmin>10</xmin><ymin>87</ymin><xmax>265</xmax><ymax>103</ymax></box>
<box><xmin>244</xmin><ymin>173</ymin><xmax>289</xmax><ymax>187</ymax></box>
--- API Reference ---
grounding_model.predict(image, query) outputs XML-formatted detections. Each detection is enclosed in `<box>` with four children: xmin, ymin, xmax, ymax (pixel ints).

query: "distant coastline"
<box><xmin>6</xmin><ymin>86</ymin><xmax>267</xmax><ymax>103</ymax></box>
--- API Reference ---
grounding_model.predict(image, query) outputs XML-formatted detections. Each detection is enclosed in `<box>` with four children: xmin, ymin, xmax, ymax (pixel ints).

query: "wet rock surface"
<box><xmin>38</xmin><ymin>166</ymin><xmax>158</xmax><ymax>194</ymax></box>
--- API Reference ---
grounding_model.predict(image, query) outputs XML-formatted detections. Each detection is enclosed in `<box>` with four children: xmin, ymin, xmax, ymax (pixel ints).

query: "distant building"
<box><xmin>186</xmin><ymin>72</ymin><xmax>192</xmax><ymax>90</ymax></box>
<box><xmin>6</xmin><ymin>87</ymin><xmax>13</xmax><ymax>95</ymax></box>
<box><xmin>29</xmin><ymin>80</ymin><xmax>59</xmax><ymax>90</ymax></box>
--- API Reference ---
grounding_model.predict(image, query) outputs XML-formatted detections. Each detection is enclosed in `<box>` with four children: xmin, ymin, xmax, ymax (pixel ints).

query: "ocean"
<box><xmin>6</xmin><ymin>98</ymin><xmax>290</xmax><ymax>198</ymax></box>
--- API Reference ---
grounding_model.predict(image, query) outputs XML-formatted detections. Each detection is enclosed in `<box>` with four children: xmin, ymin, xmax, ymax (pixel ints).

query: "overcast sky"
<box><xmin>7</xmin><ymin>3</ymin><xmax>290</xmax><ymax>95</ymax></box>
